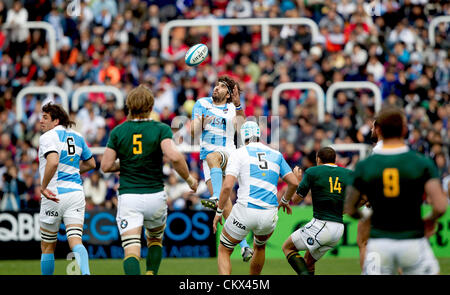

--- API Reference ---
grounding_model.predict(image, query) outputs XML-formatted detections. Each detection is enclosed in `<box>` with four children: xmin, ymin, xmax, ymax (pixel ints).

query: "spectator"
<box><xmin>12</xmin><ymin>54</ymin><xmax>37</xmax><ymax>93</ymax></box>
<box><xmin>52</xmin><ymin>36</ymin><xmax>79</xmax><ymax>69</ymax></box>
<box><xmin>84</xmin><ymin>170</ymin><xmax>107</xmax><ymax>209</ymax></box>
<box><xmin>5</xmin><ymin>0</ymin><xmax>29</xmax><ymax>62</ymax></box>
<box><xmin>225</xmin><ymin>0</ymin><xmax>252</xmax><ymax>18</ymax></box>
<box><xmin>49</xmin><ymin>71</ymin><xmax>74</xmax><ymax>98</ymax></box>
<box><xmin>0</xmin><ymin>166</ymin><xmax>26</xmax><ymax>211</ymax></box>
<box><xmin>44</xmin><ymin>5</ymin><xmax>64</xmax><ymax>42</ymax></box>
<box><xmin>98</xmin><ymin>59</ymin><xmax>121</xmax><ymax>85</ymax></box>
<box><xmin>91</xmin><ymin>0</ymin><xmax>118</xmax><ymax>18</ymax></box>
<box><xmin>319</xmin><ymin>8</ymin><xmax>344</xmax><ymax>32</ymax></box>
<box><xmin>81</xmin><ymin>106</ymin><xmax>106</xmax><ymax>145</ymax></box>
<box><xmin>161</xmin><ymin>38</ymin><xmax>188</xmax><ymax>62</ymax></box>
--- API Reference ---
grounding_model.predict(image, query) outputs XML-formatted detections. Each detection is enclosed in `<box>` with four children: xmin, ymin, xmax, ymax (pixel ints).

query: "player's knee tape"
<box><xmin>219</xmin><ymin>151</ymin><xmax>227</xmax><ymax>169</ymax></box>
<box><xmin>145</xmin><ymin>225</ymin><xmax>165</xmax><ymax>240</ymax></box>
<box><xmin>40</xmin><ymin>231</ymin><xmax>57</xmax><ymax>243</ymax></box>
<box><xmin>66</xmin><ymin>226</ymin><xmax>83</xmax><ymax>239</ymax></box>
<box><xmin>254</xmin><ymin>237</ymin><xmax>267</xmax><ymax>247</ymax></box>
<box><xmin>121</xmin><ymin>235</ymin><xmax>141</xmax><ymax>249</ymax></box>
<box><xmin>220</xmin><ymin>233</ymin><xmax>238</xmax><ymax>250</ymax></box>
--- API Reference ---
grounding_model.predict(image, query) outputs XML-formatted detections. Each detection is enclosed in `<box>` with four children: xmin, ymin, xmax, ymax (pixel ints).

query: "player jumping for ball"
<box><xmin>190</xmin><ymin>76</ymin><xmax>254</xmax><ymax>261</ymax></box>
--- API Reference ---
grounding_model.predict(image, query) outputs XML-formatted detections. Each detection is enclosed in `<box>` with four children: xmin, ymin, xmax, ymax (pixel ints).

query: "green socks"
<box><xmin>146</xmin><ymin>242</ymin><xmax>163</xmax><ymax>275</ymax></box>
<box><xmin>287</xmin><ymin>252</ymin><xmax>310</xmax><ymax>275</ymax></box>
<box><xmin>123</xmin><ymin>255</ymin><xmax>141</xmax><ymax>275</ymax></box>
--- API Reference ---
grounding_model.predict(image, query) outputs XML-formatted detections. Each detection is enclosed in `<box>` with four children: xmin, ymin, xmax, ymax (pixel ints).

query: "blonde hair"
<box><xmin>126</xmin><ymin>84</ymin><xmax>154</xmax><ymax>120</ymax></box>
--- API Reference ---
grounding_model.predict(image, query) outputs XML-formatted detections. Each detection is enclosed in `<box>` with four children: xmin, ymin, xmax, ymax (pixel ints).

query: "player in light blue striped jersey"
<box><xmin>38</xmin><ymin>103</ymin><xmax>96</xmax><ymax>275</ymax></box>
<box><xmin>213</xmin><ymin>121</ymin><xmax>299</xmax><ymax>274</ymax></box>
<box><xmin>191</xmin><ymin>76</ymin><xmax>254</xmax><ymax>261</ymax></box>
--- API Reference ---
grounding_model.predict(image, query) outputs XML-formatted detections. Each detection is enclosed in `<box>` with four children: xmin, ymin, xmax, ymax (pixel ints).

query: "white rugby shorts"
<box><xmin>39</xmin><ymin>190</ymin><xmax>86</xmax><ymax>232</ymax></box>
<box><xmin>290</xmin><ymin>218</ymin><xmax>344</xmax><ymax>260</ymax></box>
<box><xmin>116</xmin><ymin>191</ymin><xmax>168</xmax><ymax>236</ymax></box>
<box><xmin>363</xmin><ymin>237</ymin><xmax>440</xmax><ymax>275</ymax></box>
<box><xmin>223</xmin><ymin>202</ymin><xmax>278</xmax><ymax>241</ymax></box>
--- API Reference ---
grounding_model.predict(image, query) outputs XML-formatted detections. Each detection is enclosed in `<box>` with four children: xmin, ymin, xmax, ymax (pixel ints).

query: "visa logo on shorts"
<box><xmin>232</xmin><ymin>219</ymin><xmax>246</xmax><ymax>230</ymax></box>
<box><xmin>45</xmin><ymin>210</ymin><xmax>59</xmax><ymax>217</ymax></box>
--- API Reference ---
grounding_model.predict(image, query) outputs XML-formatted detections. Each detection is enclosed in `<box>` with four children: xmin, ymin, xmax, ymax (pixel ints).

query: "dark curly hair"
<box><xmin>217</xmin><ymin>76</ymin><xmax>241</xmax><ymax>103</ymax></box>
<box><xmin>42</xmin><ymin>103</ymin><xmax>75</xmax><ymax>128</ymax></box>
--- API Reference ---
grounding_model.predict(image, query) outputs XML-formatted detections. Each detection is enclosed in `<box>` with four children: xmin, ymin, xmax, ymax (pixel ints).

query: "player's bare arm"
<box><xmin>79</xmin><ymin>157</ymin><xmax>96</xmax><ymax>174</ymax></box>
<box><xmin>160</xmin><ymin>138</ymin><xmax>198</xmax><ymax>192</ymax></box>
<box><xmin>100</xmin><ymin>147</ymin><xmax>120</xmax><ymax>173</ymax></box>
<box><xmin>41</xmin><ymin>152</ymin><xmax>60</xmax><ymax>203</ymax></box>
<box><xmin>290</xmin><ymin>166</ymin><xmax>305</xmax><ymax>204</ymax></box>
<box><xmin>423</xmin><ymin>178</ymin><xmax>448</xmax><ymax>237</ymax></box>
<box><xmin>232</xmin><ymin>84</ymin><xmax>245</xmax><ymax>126</ymax></box>
<box><xmin>213</xmin><ymin>174</ymin><xmax>236</xmax><ymax>233</ymax></box>
<box><xmin>278</xmin><ymin>172</ymin><xmax>299</xmax><ymax>215</ymax></box>
<box><xmin>343</xmin><ymin>186</ymin><xmax>363</xmax><ymax>219</ymax></box>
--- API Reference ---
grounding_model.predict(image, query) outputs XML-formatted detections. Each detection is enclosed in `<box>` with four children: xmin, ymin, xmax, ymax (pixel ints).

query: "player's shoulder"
<box><xmin>66</xmin><ymin>128</ymin><xmax>84</xmax><ymax>139</ymax></box>
<box><xmin>336</xmin><ymin>166</ymin><xmax>354</xmax><ymax>177</ymax></box>
<box><xmin>149</xmin><ymin>119</ymin><xmax>169</xmax><ymax>128</ymax></box>
<box><xmin>257</xmin><ymin>142</ymin><xmax>282</xmax><ymax>156</ymax></box>
<box><xmin>354</xmin><ymin>155</ymin><xmax>373</xmax><ymax>170</ymax></box>
<box><xmin>40</xmin><ymin>126</ymin><xmax>60</xmax><ymax>142</ymax></box>
<box><xmin>336</xmin><ymin>165</ymin><xmax>353</xmax><ymax>173</ymax></box>
<box><xmin>195</xmin><ymin>97</ymin><xmax>213</xmax><ymax>106</ymax></box>
<box><xmin>406</xmin><ymin>150</ymin><xmax>434</xmax><ymax>167</ymax></box>
<box><xmin>246</xmin><ymin>142</ymin><xmax>283</xmax><ymax>158</ymax></box>
<box><xmin>304</xmin><ymin>165</ymin><xmax>320</xmax><ymax>175</ymax></box>
<box><xmin>110</xmin><ymin>120</ymin><xmax>127</xmax><ymax>132</ymax></box>
<box><xmin>152</xmin><ymin>120</ymin><xmax>172</xmax><ymax>133</ymax></box>
<box><xmin>231</xmin><ymin>145</ymin><xmax>247</xmax><ymax>158</ymax></box>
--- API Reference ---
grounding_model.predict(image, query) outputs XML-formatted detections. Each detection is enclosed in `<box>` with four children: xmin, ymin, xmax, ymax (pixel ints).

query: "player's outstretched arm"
<box><xmin>213</xmin><ymin>174</ymin><xmax>236</xmax><ymax>233</ymax></box>
<box><xmin>100</xmin><ymin>147</ymin><xmax>120</xmax><ymax>173</ymax></box>
<box><xmin>278</xmin><ymin>172</ymin><xmax>299</xmax><ymax>215</ymax></box>
<box><xmin>190</xmin><ymin>116</ymin><xmax>203</xmax><ymax>140</ymax></box>
<box><xmin>41</xmin><ymin>152</ymin><xmax>60</xmax><ymax>203</ymax></box>
<box><xmin>160</xmin><ymin>138</ymin><xmax>198</xmax><ymax>192</ymax></box>
<box><xmin>423</xmin><ymin>179</ymin><xmax>448</xmax><ymax>237</ymax></box>
<box><xmin>80</xmin><ymin>157</ymin><xmax>96</xmax><ymax>174</ymax></box>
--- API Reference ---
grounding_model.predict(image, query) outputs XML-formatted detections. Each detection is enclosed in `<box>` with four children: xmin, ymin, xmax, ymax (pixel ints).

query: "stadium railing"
<box><xmin>2</xmin><ymin>21</ymin><xmax>57</xmax><ymax>59</ymax></box>
<box><xmin>330</xmin><ymin>143</ymin><xmax>371</xmax><ymax>160</ymax></box>
<box><xmin>271</xmin><ymin>82</ymin><xmax>325</xmax><ymax>122</ymax></box>
<box><xmin>326</xmin><ymin>81</ymin><xmax>382</xmax><ymax>114</ymax></box>
<box><xmin>16</xmin><ymin>85</ymin><xmax>68</xmax><ymax>122</ymax></box>
<box><xmin>161</xmin><ymin>18</ymin><xmax>320</xmax><ymax>64</ymax></box>
<box><xmin>71</xmin><ymin>85</ymin><xmax>125</xmax><ymax>111</ymax></box>
<box><xmin>429</xmin><ymin>15</ymin><xmax>450</xmax><ymax>47</ymax></box>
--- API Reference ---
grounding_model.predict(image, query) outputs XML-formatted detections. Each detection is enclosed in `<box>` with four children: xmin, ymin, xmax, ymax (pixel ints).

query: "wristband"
<box><xmin>281</xmin><ymin>196</ymin><xmax>289</xmax><ymax>205</ymax></box>
<box><xmin>235</xmin><ymin>104</ymin><xmax>242</xmax><ymax>111</ymax></box>
<box><xmin>216</xmin><ymin>208</ymin><xmax>223</xmax><ymax>217</ymax></box>
<box><xmin>186</xmin><ymin>175</ymin><xmax>194</xmax><ymax>185</ymax></box>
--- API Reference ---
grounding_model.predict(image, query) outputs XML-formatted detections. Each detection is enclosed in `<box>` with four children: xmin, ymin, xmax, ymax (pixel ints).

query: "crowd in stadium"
<box><xmin>0</xmin><ymin>0</ymin><xmax>448</xmax><ymax>212</ymax></box>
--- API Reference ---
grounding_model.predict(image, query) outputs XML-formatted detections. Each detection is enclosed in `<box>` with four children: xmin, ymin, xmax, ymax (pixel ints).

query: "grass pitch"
<box><xmin>1</xmin><ymin>257</ymin><xmax>450</xmax><ymax>275</ymax></box>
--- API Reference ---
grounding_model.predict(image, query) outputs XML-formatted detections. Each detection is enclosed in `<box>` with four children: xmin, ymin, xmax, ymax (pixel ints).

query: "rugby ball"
<box><xmin>185</xmin><ymin>43</ymin><xmax>208</xmax><ymax>67</ymax></box>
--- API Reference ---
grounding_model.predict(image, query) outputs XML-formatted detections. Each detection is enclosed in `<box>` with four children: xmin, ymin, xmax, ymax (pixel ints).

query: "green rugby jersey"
<box><xmin>297</xmin><ymin>164</ymin><xmax>353</xmax><ymax>223</ymax></box>
<box><xmin>352</xmin><ymin>146</ymin><xmax>439</xmax><ymax>239</ymax></box>
<box><xmin>107</xmin><ymin>120</ymin><xmax>173</xmax><ymax>194</ymax></box>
